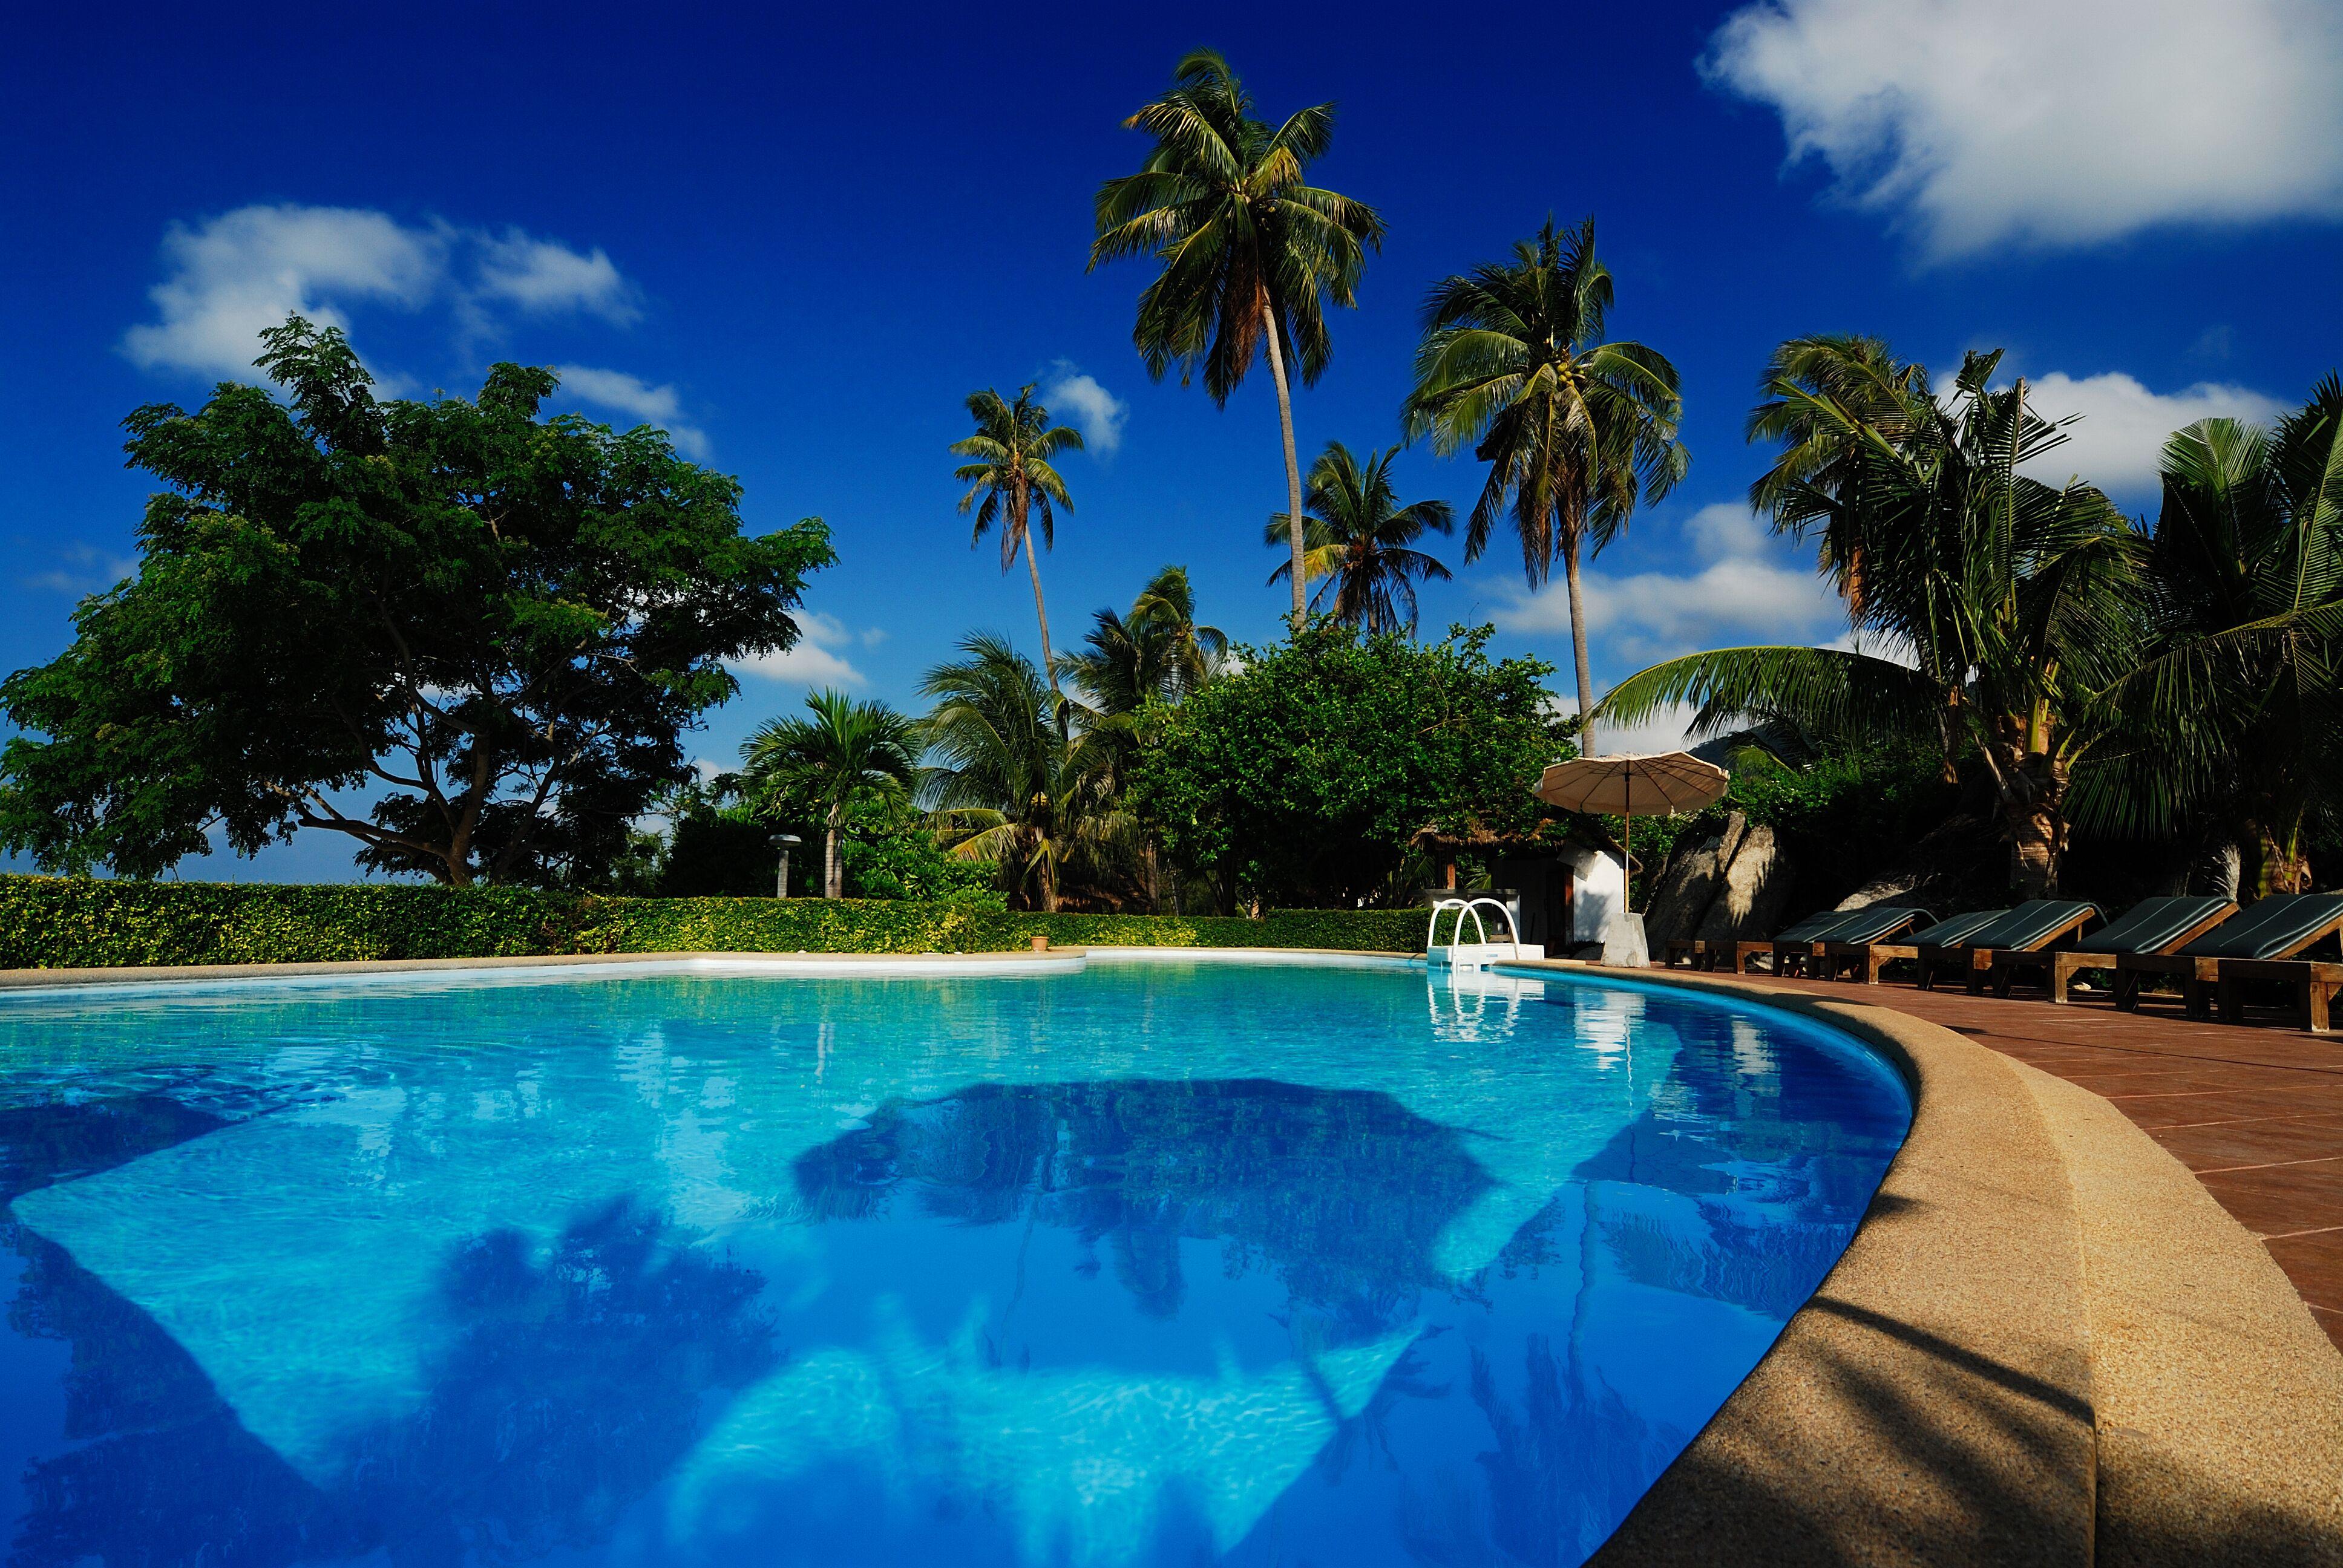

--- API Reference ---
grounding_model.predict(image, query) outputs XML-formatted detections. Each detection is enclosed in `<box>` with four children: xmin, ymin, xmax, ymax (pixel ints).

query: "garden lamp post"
<box><xmin>770</xmin><ymin>833</ymin><xmax>804</xmax><ymax>899</ymax></box>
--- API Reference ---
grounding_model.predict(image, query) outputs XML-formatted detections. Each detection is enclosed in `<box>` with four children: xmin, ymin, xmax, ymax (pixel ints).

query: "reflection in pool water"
<box><xmin>0</xmin><ymin>959</ymin><xmax>1909</xmax><ymax>1567</ymax></box>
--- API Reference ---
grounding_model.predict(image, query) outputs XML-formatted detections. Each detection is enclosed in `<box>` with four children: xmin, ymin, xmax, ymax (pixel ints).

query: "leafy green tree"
<box><xmin>2077</xmin><ymin>387</ymin><xmax>2343</xmax><ymax>896</ymax></box>
<box><xmin>1263</xmin><ymin>442</ymin><xmax>1453</xmax><ymax>634</ymax></box>
<box><xmin>739</xmin><ymin>688</ymin><xmax>920</xmax><ymax>898</ymax></box>
<box><xmin>1129</xmin><ymin>626</ymin><xmax>1560</xmax><ymax>908</ymax></box>
<box><xmin>0</xmin><ymin>318</ymin><xmax>831</xmax><ymax>886</ymax></box>
<box><xmin>1598</xmin><ymin>344</ymin><xmax>2140</xmax><ymax>896</ymax></box>
<box><xmin>951</xmin><ymin>385</ymin><xmax>1083</xmax><ymax>691</ymax></box>
<box><xmin>919</xmin><ymin>633</ymin><xmax>1128</xmax><ymax>911</ymax></box>
<box><xmin>1091</xmin><ymin>48</ymin><xmax>1384</xmax><ymax>628</ymax></box>
<box><xmin>1402</xmin><ymin>218</ymin><xmax>1686</xmax><ymax>749</ymax></box>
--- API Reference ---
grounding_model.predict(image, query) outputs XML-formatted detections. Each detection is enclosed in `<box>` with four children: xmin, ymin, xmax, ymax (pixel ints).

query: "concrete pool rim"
<box><xmin>1</xmin><ymin>946</ymin><xmax>2335</xmax><ymax>1564</ymax></box>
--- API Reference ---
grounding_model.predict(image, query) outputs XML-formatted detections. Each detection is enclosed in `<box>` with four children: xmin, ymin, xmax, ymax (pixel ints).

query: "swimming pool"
<box><xmin>0</xmin><ymin>955</ymin><xmax>1909</xmax><ymax>1567</ymax></box>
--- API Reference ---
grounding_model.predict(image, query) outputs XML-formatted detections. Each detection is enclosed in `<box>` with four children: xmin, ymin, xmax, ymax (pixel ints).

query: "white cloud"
<box><xmin>735</xmin><ymin>610</ymin><xmax>877</xmax><ymax>688</ymax></box>
<box><xmin>2018</xmin><ymin>371</ymin><xmax>2287</xmax><ymax>497</ymax></box>
<box><xmin>123</xmin><ymin>203</ymin><xmax>646</xmax><ymax>386</ymax></box>
<box><xmin>1042</xmin><ymin>361</ymin><xmax>1129</xmax><ymax>455</ymax></box>
<box><xmin>1493</xmin><ymin>502</ymin><xmax>1846</xmax><ymax>670</ymax></box>
<box><xmin>122</xmin><ymin>204</ymin><xmax>445</xmax><ymax>380</ymax></box>
<box><xmin>475</xmin><ymin>230</ymin><xmax>638</xmax><ymax>323</ymax></box>
<box><xmin>1705</xmin><ymin>0</ymin><xmax>2343</xmax><ymax>257</ymax></box>
<box><xmin>22</xmin><ymin>543</ymin><xmax>138</xmax><ymax>597</ymax></box>
<box><xmin>555</xmin><ymin>364</ymin><xmax>709</xmax><ymax>458</ymax></box>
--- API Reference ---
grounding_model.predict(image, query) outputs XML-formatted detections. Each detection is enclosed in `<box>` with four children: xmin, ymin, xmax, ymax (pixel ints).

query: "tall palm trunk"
<box><xmin>1023</xmin><ymin>531</ymin><xmax>1059</xmax><ymax>694</ymax></box>
<box><xmin>824</xmin><ymin>800</ymin><xmax>845</xmax><ymax>899</ymax></box>
<box><xmin>1561</xmin><ymin>532</ymin><xmax>1597</xmax><ymax>755</ymax></box>
<box><xmin>1012</xmin><ymin>487</ymin><xmax>1060</xmax><ymax>694</ymax></box>
<box><xmin>1260</xmin><ymin>294</ymin><xmax>1308</xmax><ymax>632</ymax></box>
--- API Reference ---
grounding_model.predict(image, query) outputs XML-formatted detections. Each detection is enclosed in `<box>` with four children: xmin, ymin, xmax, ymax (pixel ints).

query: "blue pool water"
<box><xmin>0</xmin><ymin>956</ymin><xmax>1909</xmax><ymax>1567</ymax></box>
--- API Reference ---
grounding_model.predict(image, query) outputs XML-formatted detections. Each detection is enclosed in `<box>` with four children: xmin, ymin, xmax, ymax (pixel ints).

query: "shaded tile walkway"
<box><xmin>1702</xmin><ymin>967</ymin><xmax>2343</xmax><ymax>1351</ymax></box>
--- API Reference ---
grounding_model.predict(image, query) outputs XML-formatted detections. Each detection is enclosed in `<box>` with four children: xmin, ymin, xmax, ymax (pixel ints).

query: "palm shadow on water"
<box><xmin>3</xmin><ymin>1093</ymin><xmax>777</xmax><ymax>1568</ymax></box>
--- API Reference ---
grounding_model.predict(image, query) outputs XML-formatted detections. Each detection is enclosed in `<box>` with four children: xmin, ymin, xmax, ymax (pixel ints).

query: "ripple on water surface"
<box><xmin>0</xmin><ymin>958</ymin><xmax>1909</xmax><ymax>1567</ymax></box>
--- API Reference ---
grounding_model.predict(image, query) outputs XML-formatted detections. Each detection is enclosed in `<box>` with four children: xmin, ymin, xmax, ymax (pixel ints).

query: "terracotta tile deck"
<box><xmin>1698</xmin><ymin>966</ymin><xmax>2343</xmax><ymax>1350</ymax></box>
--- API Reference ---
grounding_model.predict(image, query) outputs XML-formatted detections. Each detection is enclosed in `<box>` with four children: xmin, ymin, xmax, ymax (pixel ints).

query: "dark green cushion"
<box><xmin>1828</xmin><ymin>905</ymin><xmax>1935</xmax><ymax>944</ymax></box>
<box><xmin>2086</xmin><ymin>896</ymin><xmax>2233</xmax><ymax>957</ymax></box>
<box><xmin>1963</xmin><ymin>900</ymin><xmax>2102</xmax><ymax>950</ymax></box>
<box><xmin>2178</xmin><ymin>893</ymin><xmax>2343</xmax><ymax>959</ymax></box>
<box><xmin>1911</xmin><ymin>909</ymin><xmax>2009</xmax><ymax>947</ymax></box>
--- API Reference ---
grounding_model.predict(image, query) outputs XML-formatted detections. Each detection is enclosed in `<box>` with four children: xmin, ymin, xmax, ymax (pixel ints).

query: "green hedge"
<box><xmin>0</xmin><ymin>876</ymin><xmax>1428</xmax><ymax>970</ymax></box>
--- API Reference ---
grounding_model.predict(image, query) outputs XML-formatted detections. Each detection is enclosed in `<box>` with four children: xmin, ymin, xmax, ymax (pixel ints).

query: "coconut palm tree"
<box><xmin>1090</xmin><ymin>48</ymin><xmax>1384</xmax><ymax>630</ymax></box>
<box><xmin>952</xmin><ymin>385</ymin><xmax>1083</xmax><ymax>691</ymax></box>
<box><xmin>2076</xmin><ymin>386</ymin><xmax>2343</xmax><ymax>895</ymax></box>
<box><xmin>919</xmin><ymin>633</ymin><xmax>1129</xmax><ymax>911</ymax></box>
<box><xmin>1058</xmin><ymin>568</ymin><xmax>1225</xmax><ymax>914</ymax></box>
<box><xmin>1061</xmin><ymin>565</ymin><xmax>1227</xmax><ymax>720</ymax></box>
<box><xmin>1263</xmin><ymin>442</ymin><xmax>1453</xmax><ymax>635</ymax></box>
<box><xmin>739</xmin><ymin>689</ymin><xmax>920</xmax><ymax>898</ymax></box>
<box><xmin>1596</xmin><ymin>347</ymin><xmax>2141</xmax><ymax>897</ymax></box>
<box><xmin>1402</xmin><ymin>217</ymin><xmax>1687</xmax><ymax>752</ymax></box>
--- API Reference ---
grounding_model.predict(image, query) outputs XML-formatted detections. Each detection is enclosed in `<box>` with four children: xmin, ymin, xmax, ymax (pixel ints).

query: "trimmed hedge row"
<box><xmin>0</xmin><ymin>877</ymin><xmax>1428</xmax><ymax>970</ymax></box>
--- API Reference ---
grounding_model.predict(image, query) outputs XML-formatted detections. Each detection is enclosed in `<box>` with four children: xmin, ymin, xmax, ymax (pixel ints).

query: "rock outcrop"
<box><xmin>1645</xmin><ymin>813</ymin><xmax>1794</xmax><ymax>948</ymax></box>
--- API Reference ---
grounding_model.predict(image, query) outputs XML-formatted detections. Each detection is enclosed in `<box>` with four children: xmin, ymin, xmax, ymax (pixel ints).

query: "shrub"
<box><xmin>0</xmin><ymin>877</ymin><xmax>1427</xmax><ymax>970</ymax></box>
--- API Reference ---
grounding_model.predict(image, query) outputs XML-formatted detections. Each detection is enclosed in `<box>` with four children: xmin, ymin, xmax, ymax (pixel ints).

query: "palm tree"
<box><xmin>2076</xmin><ymin>387</ymin><xmax>2343</xmax><ymax>896</ymax></box>
<box><xmin>1402</xmin><ymin>217</ymin><xmax>1687</xmax><ymax>751</ymax></box>
<box><xmin>739</xmin><ymin>688</ymin><xmax>920</xmax><ymax>898</ymax></box>
<box><xmin>920</xmin><ymin>633</ymin><xmax>1129</xmax><ymax>911</ymax></box>
<box><xmin>952</xmin><ymin>385</ymin><xmax>1083</xmax><ymax>691</ymax></box>
<box><xmin>1596</xmin><ymin>345</ymin><xmax>2141</xmax><ymax>897</ymax></box>
<box><xmin>1060</xmin><ymin>564</ymin><xmax>1227</xmax><ymax>720</ymax></box>
<box><xmin>1090</xmin><ymin>48</ymin><xmax>1384</xmax><ymax>630</ymax></box>
<box><xmin>1263</xmin><ymin>442</ymin><xmax>1453</xmax><ymax>635</ymax></box>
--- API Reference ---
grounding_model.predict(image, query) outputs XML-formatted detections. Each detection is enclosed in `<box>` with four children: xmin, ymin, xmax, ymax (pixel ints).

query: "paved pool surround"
<box><xmin>2</xmin><ymin>947</ymin><xmax>2335</xmax><ymax>1566</ymax></box>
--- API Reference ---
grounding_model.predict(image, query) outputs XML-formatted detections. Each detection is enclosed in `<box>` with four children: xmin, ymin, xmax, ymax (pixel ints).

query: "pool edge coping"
<box><xmin>1522</xmin><ymin>961</ymin><xmax>2343</xmax><ymax>1568</ymax></box>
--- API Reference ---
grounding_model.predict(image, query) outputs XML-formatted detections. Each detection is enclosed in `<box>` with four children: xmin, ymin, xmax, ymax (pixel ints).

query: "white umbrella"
<box><xmin>1533</xmin><ymin>751</ymin><xmax>1731</xmax><ymax>907</ymax></box>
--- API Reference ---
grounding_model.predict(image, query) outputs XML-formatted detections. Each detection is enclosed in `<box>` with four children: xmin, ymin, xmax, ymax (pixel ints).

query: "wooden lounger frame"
<box><xmin>1917</xmin><ymin>905</ymin><xmax>2102</xmax><ymax>996</ymax></box>
<box><xmin>1662</xmin><ymin>937</ymin><xmax>1731</xmax><ymax>971</ymax></box>
<box><xmin>1997</xmin><ymin>901</ymin><xmax>2235</xmax><ymax>1004</ymax></box>
<box><xmin>2119</xmin><ymin>904</ymin><xmax>2343</xmax><ymax>1023</ymax></box>
<box><xmin>2215</xmin><ymin>959</ymin><xmax>2343</xmax><ymax>1033</ymax></box>
<box><xmin>1817</xmin><ymin>941</ymin><xmax>1918</xmax><ymax>985</ymax></box>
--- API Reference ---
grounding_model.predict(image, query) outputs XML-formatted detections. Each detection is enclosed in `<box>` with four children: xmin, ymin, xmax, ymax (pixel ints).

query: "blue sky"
<box><xmin>7</xmin><ymin>1</ymin><xmax>2343</xmax><ymax>879</ymax></box>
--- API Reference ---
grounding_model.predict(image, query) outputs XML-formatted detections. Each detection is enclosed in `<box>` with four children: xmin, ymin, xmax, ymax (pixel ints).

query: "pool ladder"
<box><xmin>1424</xmin><ymin>897</ymin><xmax>1542</xmax><ymax>970</ymax></box>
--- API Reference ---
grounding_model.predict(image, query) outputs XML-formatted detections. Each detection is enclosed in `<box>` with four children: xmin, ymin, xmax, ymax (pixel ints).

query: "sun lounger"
<box><xmin>1731</xmin><ymin>909</ymin><xmax>1861</xmax><ymax>976</ymax></box>
<box><xmin>1841</xmin><ymin>908</ymin><xmax>2007</xmax><ymax>986</ymax></box>
<box><xmin>1808</xmin><ymin>906</ymin><xmax>1938</xmax><ymax>983</ymax></box>
<box><xmin>2199</xmin><ymin>893</ymin><xmax>2343</xmax><ymax>1031</ymax></box>
<box><xmin>1916</xmin><ymin>901</ymin><xmax>2102</xmax><ymax>994</ymax></box>
<box><xmin>1994</xmin><ymin>895</ymin><xmax>2234</xmax><ymax>1002</ymax></box>
<box><xmin>2119</xmin><ymin>893</ymin><xmax>2343</xmax><ymax>1022</ymax></box>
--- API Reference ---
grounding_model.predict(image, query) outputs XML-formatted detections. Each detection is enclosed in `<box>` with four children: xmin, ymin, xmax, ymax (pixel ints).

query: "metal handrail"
<box><xmin>1426</xmin><ymin>895</ymin><xmax>1521</xmax><ymax>960</ymax></box>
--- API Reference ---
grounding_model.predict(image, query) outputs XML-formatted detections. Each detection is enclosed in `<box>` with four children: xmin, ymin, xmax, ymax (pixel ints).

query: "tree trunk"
<box><xmin>1260</xmin><ymin>294</ymin><xmax>1308</xmax><ymax>633</ymax></box>
<box><xmin>1995</xmin><ymin>750</ymin><xmax>2068</xmax><ymax>898</ymax></box>
<box><xmin>1017</xmin><ymin>493</ymin><xmax>1060</xmax><ymax>694</ymax></box>
<box><xmin>1562</xmin><ymin>534</ymin><xmax>1597</xmax><ymax>756</ymax></box>
<box><xmin>824</xmin><ymin>802</ymin><xmax>845</xmax><ymax>899</ymax></box>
